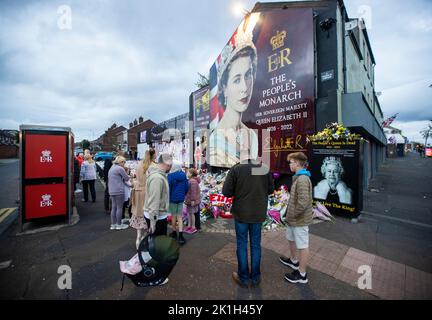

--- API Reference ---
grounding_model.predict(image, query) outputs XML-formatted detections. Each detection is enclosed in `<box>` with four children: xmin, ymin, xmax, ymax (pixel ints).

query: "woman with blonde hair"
<box><xmin>130</xmin><ymin>149</ymin><xmax>156</xmax><ymax>248</ymax></box>
<box><xmin>80</xmin><ymin>153</ymin><xmax>97</xmax><ymax>202</ymax></box>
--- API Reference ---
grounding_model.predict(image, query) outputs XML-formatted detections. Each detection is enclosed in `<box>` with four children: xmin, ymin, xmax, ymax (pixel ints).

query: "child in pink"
<box><xmin>184</xmin><ymin>168</ymin><xmax>201</xmax><ymax>234</ymax></box>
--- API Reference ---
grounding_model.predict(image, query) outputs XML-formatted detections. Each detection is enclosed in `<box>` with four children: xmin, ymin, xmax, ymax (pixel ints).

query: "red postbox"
<box><xmin>19</xmin><ymin>125</ymin><xmax>74</xmax><ymax>228</ymax></box>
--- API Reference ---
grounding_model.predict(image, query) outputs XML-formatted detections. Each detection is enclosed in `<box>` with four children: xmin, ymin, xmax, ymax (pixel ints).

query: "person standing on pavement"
<box><xmin>103</xmin><ymin>156</ymin><xmax>114</xmax><ymax>214</ymax></box>
<box><xmin>222</xmin><ymin>157</ymin><xmax>274</xmax><ymax>288</ymax></box>
<box><xmin>130</xmin><ymin>149</ymin><xmax>155</xmax><ymax>249</ymax></box>
<box><xmin>279</xmin><ymin>152</ymin><xmax>313</xmax><ymax>284</ymax></box>
<box><xmin>168</xmin><ymin>160</ymin><xmax>189</xmax><ymax>244</ymax></box>
<box><xmin>80</xmin><ymin>154</ymin><xmax>97</xmax><ymax>202</ymax></box>
<box><xmin>144</xmin><ymin>154</ymin><xmax>172</xmax><ymax>237</ymax></box>
<box><xmin>108</xmin><ymin>156</ymin><xmax>130</xmax><ymax>230</ymax></box>
<box><xmin>184</xmin><ymin>168</ymin><xmax>201</xmax><ymax>234</ymax></box>
<box><xmin>73</xmin><ymin>156</ymin><xmax>80</xmax><ymax>192</ymax></box>
<box><xmin>76</xmin><ymin>152</ymin><xmax>84</xmax><ymax>168</ymax></box>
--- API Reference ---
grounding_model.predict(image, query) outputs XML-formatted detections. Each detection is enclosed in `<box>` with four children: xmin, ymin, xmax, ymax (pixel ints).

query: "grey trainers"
<box><xmin>116</xmin><ymin>224</ymin><xmax>129</xmax><ymax>230</ymax></box>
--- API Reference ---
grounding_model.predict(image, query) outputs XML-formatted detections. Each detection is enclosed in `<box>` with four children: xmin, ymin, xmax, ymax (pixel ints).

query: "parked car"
<box><xmin>74</xmin><ymin>148</ymin><xmax>83</xmax><ymax>156</ymax></box>
<box><xmin>94</xmin><ymin>151</ymin><xmax>114</xmax><ymax>161</ymax></box>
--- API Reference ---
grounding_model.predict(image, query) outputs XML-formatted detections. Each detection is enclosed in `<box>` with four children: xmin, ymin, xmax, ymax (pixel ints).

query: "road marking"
<box><xmin>0</xmin><ymin>207</ymin><xmax>18</xmax><ymax>224</ymax></box>
<box><xmin>361</xmin><ymin>210</ymin><xmax>432</xmax><ymax>229</ymax></box>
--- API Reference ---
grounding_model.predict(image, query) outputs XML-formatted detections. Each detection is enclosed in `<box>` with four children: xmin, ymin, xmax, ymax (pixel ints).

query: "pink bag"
<box><xmin>119</xmin><ymin>253</ymin><xmax>142</xmax><ymax>275</ymax></box>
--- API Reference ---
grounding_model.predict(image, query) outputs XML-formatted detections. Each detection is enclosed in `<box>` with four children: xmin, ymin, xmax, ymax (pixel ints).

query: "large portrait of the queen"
<box><xmin>208</xmin><ymin>13</ymin><xmax>260</xmax><ymax>168</ymax></box>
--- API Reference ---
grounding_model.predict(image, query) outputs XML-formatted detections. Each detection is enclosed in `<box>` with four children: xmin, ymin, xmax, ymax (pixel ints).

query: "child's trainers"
<box><xmin>284</xmin><ymin>270</ymin><xmax>308</xmax><ymax>284</ymax></box>
<box><xmin>279</xmin><ymin>256</ymin><xmax>299</xmax><ymax>270</ymax></box>
<box><xmin>183</xmin><ymin>227</ymin><xmax>192</xmax><ymax>234</ymax></box>
<box><xmin>189</xmin><ymin>227</ymin><xmax>198</xmax><ymax>234</ymax></box>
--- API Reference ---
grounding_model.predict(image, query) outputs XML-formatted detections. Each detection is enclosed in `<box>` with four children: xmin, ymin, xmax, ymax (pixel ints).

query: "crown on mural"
<box><xmin>41</xmin><ymin>194</ymin><xmax>51</xmax><ymax>201</ymax></box>
<box><xmin>322</xmin><ymin>156</ymin><xmax>343</xmax><ymax>167</ymax></box>
<box><xmin>217</xmin><ymin>12</ymin><xmax>260</xmax><ymax>82</ymax></box>
<box><xmin>270</xmin><ymin>30</ymin><xmax>287</xmax><ymax>51</ymax></box>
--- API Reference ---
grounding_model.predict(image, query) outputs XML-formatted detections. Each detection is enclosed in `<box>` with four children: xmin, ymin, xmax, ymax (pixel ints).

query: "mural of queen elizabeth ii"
<box><xmin>209</xmin><ymin>13</ymin><xmax>260</xmax><ymax>167</ymax></box>
<box><xmin>314</xmin><ymin>156</ymin><xmax>353</xmax><ymax>205</ymax></box>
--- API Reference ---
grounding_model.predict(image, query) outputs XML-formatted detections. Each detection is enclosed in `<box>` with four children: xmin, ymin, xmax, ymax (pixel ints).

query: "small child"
<box><xmin>184</xmin><ymin>168</ymin><xmax>201</xmax><ymax>234</ymax></box>
<box><xmin>122</xmin><ymin>180</ymin><xmax>132</xmax><ymax>224</ymax></box>
<box><xmin>168</xmin><ymin>161</ymin><xmax>189</xmax><ymax>244</ymax></box>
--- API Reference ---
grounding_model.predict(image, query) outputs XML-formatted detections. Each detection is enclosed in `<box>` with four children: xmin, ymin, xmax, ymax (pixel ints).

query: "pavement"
<box><xmin>0</xmin><ymin>152</ymin><xmax>431</xmax><ymax>299</ymax></box>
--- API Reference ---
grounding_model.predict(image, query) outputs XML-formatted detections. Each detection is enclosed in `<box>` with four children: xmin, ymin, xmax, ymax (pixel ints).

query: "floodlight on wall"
<box><xmin>320</xmin><ymin>18</ymin><xmax>336</xmax><ymax>38</ymax></box>
<box><xmin>232</xmin><ymin>3</ymin><xmax>250</xmax><ymax>17</ymax></box>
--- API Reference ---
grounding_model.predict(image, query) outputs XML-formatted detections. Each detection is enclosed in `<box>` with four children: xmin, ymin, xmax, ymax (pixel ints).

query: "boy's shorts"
<box><xmin>169</xmin><ymin>203</ymin><xmax>183</xmax><ymax>216</ymax></box>
<box><xmin>286</xmin><ymin>226</ymin><xmax>309</xmax><ymax>249</ymax></box>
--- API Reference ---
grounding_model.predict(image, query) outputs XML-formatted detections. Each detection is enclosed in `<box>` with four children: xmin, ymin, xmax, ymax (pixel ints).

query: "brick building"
<box><xmin>0</xmin><ymin>129</ymin><xmax>19</xmax><ymax>158</ymax></box>
<box><xmin>98</xmin><ymin>123</ymin><xmax>127</xmax><ymax>151</ymax></box>
<box><xmin>127</xmin><ymin>116</ymin><xmax>156</xmax><ymax>153</ymax></box>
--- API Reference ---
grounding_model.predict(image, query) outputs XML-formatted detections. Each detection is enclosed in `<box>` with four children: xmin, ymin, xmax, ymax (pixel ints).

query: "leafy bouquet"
<box><xmin>307</xmin><ymin>123</ymin><xmax>362</xmax><ymax>143</ymax></box>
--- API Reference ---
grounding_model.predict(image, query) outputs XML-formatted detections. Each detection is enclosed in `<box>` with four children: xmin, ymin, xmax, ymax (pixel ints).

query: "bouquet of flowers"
<box><xmin>307</xmin><ymin>123</ymin><xmax>363</xmax><ymax>143</ymax></box>
<box><xmin>312</xmin><ymin>202</ymin><xmax>335</xmax><ymax>222</ymax></box>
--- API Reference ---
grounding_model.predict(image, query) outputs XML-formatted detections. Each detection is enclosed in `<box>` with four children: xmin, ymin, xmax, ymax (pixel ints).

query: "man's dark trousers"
<box><xmin>234</xmin><ymin>220</ymin><xmax>262</xmax><ymax>285</ymax></box>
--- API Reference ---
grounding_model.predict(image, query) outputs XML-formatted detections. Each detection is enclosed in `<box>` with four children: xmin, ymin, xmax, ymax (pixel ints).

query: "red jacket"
<box><xmin>185</xmin><ymin>177</ymin><xmax>201</xmax><ymax>205</ymax></box>
<box><xmin>76</xmin><ymin>155</ymin><xmax>84</xmax><ymax>167</ymax></box>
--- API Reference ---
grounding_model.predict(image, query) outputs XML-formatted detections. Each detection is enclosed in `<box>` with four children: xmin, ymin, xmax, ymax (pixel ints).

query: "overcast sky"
<box><xmin>0</xmin><ymin>0</ymin><xmax>431</xmax><ymax>142</ymax></box>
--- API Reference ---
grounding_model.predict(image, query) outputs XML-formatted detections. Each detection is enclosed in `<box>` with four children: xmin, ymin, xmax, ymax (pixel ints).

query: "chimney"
<box><xmin>139</xmin><ymin>116</ymin><xmax>143</xmax><ymax>123</ymax></box>
<box><xmin>129</xmin><ymin>122</ymin><xmax>133</xmax><ymax>128</ymax></box>
<box><xmin>134</xmin><ymin>119</ymin><xmax>138</xmax><ymax>126</ymax></box>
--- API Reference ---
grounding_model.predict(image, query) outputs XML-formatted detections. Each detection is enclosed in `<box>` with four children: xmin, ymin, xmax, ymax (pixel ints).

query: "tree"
<box><xmin>195</xmin><ymin>72</ymin><xmax>209</xmax><ymax>89</ymax></box>
<box><xmin>420</xmin><ymin>121</ymin><xmax>432</xmax><ymax>147</ymax></box>
<box><xmin>81</xmin><ymin>139</ymin><xmax>90</xmax><ymax>150</ymax></box>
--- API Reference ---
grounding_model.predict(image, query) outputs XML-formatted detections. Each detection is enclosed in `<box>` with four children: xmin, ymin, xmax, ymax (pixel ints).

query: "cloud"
<box><xmin>379</xmin><ymin>78</ymin><xmax>432</xmax><ymax>122</ymax></box>
<box><xmin>410</xmin><ymin>18</ymin><xmax>432</xmax><ymax>32</ymax></box>
<box><xmin>391</xmin><ymin>120</ymin><xmax>431</xmax><ymax>143</ymax></box>
<box><xmin>0</xmin><ymin>0</ymin><xmax>239</xmax><ymax>141</ymax></box>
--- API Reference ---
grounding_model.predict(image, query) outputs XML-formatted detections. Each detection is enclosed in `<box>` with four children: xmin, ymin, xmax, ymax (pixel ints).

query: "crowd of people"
<box><xmin>74</xmin><ymin>148</ymin><xmax>202</xmax><ymax>248</ymax></box>
<box><xmin>73</xmin><ymin>147</ymin><xmax>314</xmax><ymax>287</ymax></box>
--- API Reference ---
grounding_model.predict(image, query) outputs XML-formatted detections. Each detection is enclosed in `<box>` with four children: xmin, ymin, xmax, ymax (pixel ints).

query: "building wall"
<box><xmin>336</xmin><ymin>1</ymin><xmax>386</xmax><ymax>187</ymax></box>
<box><xmin>0</xmin><ymin>145</ymin><xmax>19</xmax><ymax>158</ymax></box>
<box><xmin>101</xmin><ymin>126</ymin><xmax>127</xmax><ymax>151</ymax></box>
<box><xmin>250</xmin><ymin>0</ymin><xmax>387</xmax><ymax>188</ymax></box>
<box><xmin>315</xmin><ymin>1</ymin><xmax>339</xmax><ymax>131</ymax></box>
<box><xmin>336</xmin><ymin>3</ymin><xmax>344</xmax><ymax>123</ymax></box>
<box><xmin>345</xmin><ymin>23</ymin><xmax>375</xmax><ymax>113</ymax></box>
<box><xmin>127</xmin><ymin>120</ymin><xmax>156</xmax><ymax>151</ymax></box>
